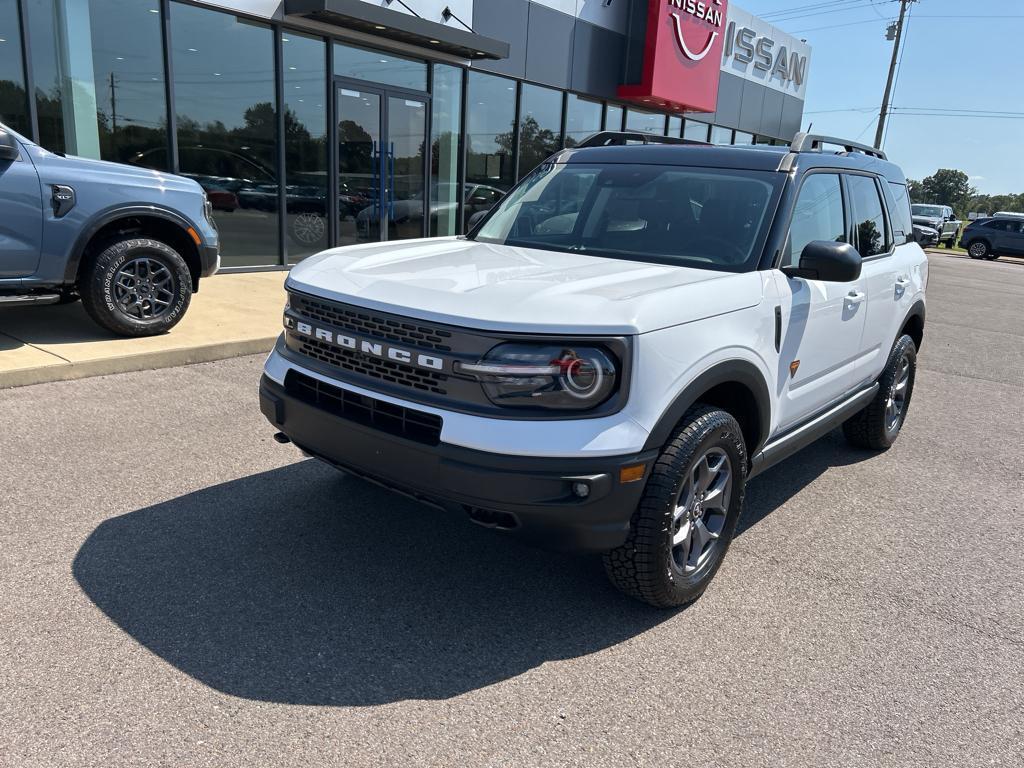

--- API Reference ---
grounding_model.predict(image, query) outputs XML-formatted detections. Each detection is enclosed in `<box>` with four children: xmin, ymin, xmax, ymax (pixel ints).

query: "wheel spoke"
<box><xmin>694</xmin><ymin>456</ymin><xmax>715</xmax><ymax>493</ymax></box>
<box><xmin>672</xmin><ymin>518</ymin><xmax>692</xmax><ymax>548</ymax></box>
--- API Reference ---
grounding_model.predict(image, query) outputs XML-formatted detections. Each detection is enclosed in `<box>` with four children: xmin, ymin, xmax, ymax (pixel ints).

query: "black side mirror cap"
<box><xmin>781</xmin><ymin>240</ymin><xmax>862</xmax><ymax>282</ymax></box>
<box><xmin>0</xmin><ymin>131</ymin><xmax>19</xmax><ymax>162</ymax></box>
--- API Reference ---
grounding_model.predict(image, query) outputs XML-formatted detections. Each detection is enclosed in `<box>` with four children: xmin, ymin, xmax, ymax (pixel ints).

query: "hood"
<box><xmin>286</xmin><ymin>237</ymin><xmax>766</xmax><ymax>334</ymax></box>
<box><xmin>27</xmin><ymin>142</ymin><xmax>200</xmax><ymax>194</ymax></box>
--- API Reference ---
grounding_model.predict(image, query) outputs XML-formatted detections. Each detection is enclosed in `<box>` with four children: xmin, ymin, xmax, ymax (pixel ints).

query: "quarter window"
<box><xmin>887</xmin><ymin>182</ymin><xmax>913</xmax><ymax>246</ymax></box>
<box><xmin>847</xmin><ymin>175</ymin><xmax>890</xmax><ymax>257</ymax></box>
<box><xmin>784</xmin><ymin>173</ymin><xmax>845</xmax><ymax>268</ymax></box>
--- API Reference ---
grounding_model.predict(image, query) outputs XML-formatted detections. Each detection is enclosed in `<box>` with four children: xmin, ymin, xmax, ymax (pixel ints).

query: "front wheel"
<box><xmin>80</xmin><ymin>238</ymin><xmax>192</xmax><ymax>336</ymax></box>
<box><xmin>603</xmin><ymin>406</ymin><xmax>747</xmax><ymax>608</ymax></box>
<box><xmin>843</xmin><ymin>334</ymin><xmax>917</xmax><ymax>450</ymax></box>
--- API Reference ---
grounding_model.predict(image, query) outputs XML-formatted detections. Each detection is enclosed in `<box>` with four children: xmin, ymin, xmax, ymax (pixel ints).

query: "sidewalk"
<box><xmin>0</xmin><ymin>271</ymin><xmax>286</xmax><ymax>389</ymax></box>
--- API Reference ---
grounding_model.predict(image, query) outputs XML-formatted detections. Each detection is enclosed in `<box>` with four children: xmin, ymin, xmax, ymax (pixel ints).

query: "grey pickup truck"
<box><xmin>911</xmin><ymin>204</ymin><xmax>961</xmax><ymax>249</ymax></box>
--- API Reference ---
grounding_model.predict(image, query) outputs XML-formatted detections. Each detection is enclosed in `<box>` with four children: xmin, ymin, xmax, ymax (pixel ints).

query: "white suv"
<box><xmin>260</xmin><ymin>132</ymin><xmax>927</xmax><ymax>608</ymax></box>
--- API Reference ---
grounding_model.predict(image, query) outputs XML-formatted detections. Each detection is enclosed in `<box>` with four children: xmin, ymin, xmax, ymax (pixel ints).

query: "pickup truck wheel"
<box><xmin>944</xmin><ymin>234</ymin><xmax>956</xmax><ymax>249</ymax></box>
<box><xmin>80</xmin><ymin>238</ymin><xmax>192</xmax><ymax>337</ymax></box>
<box><xmin>603</xmin><ymin>406</ymin><xmax>747</xmax><ymax>608</ymax></box>
<box><xmin>967</xmin><ymin>240</ymin><xmax>990</xmax><ymax>259</ymax></box>
<box><xmin>842</xmin><ymin>334</ymin><xmax>917</xmax><ymax>450</ymax></box>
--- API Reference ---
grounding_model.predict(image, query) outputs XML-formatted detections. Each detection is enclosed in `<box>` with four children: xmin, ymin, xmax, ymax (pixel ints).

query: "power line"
<box><xmin>882</xmin><ymin>0</ymin><xmax>913</xmax><ymax>147</ymax></box>
<box><xmin>874</xmin><ymin>0</ymin><xmax>912</xmax><ymax>148</ymax></box>
<box><xmin>760</xmin><ymin>0</ymin><xmax>888</xmax><ymax>20</ymax></box>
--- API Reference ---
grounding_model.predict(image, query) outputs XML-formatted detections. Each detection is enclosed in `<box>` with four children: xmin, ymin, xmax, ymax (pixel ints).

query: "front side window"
<box><xmin>783</xmin><ymin>173</ymin><xmax>845</xmax><ymax>268</ymax></box>
<box><xmin>473</xmin><ymin>163</ymin><xmax>780</xmax><ymax>272</ymax></box>
<box><xmin>847</xmin><ymin>175</ymin><xmax>890</xmax><ymax>257</ymax></box>
<box><xmin>912</xmin><ymin>204</ymin><xmax>943</xmax><ymax>218</ymax></box>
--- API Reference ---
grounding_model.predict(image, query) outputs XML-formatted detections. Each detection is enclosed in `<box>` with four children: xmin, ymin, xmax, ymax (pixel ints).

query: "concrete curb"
<box><xmin>0</xmin><ymin>336</ymin><xmax>277</xmax><ymax>390</ymax></box>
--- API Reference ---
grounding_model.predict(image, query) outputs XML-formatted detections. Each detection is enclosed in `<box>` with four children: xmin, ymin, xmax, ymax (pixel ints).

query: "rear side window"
<box><xmin>847</xmin><ymin>175</ymin><xmax>891</xmax><ymax>257</ymax></box>
<box><xmin>783</xmin><ymin>173</ymin><xmax>845</xmax><ymax>268</ymax></box>
<box><xmin>887</xmin><ymin>182</ymin><xmax>913</xmax><ymax>246</ymax></box>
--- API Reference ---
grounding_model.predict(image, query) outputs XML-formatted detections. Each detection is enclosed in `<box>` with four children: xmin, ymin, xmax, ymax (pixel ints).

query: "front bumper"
<box><xmin>199</xmin><ymin>243</ymin><xmax>220</xmax><ymax>277</ymax></box>
<box><xmin>259</xmin><ymin>374</ymin><xmax>657</xmax><ymax>552</ymax></box>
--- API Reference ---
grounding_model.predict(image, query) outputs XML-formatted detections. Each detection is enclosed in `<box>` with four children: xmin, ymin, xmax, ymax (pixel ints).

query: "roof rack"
<box><xmin>789</xmin><ymin>132</ymin><xmax>888</xmax><ymax>160</ymax></box>
<box><xmin>574</xmin><ymin>131</ymin><xmax>707</xmax><ymax>148</ymax></box>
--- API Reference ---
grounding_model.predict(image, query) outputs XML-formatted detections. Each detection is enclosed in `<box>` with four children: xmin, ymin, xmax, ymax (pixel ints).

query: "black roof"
<box><xmin>553</xmin><ymin>140</ymin><xmax>907</xmax><ymax>184</ymax></box>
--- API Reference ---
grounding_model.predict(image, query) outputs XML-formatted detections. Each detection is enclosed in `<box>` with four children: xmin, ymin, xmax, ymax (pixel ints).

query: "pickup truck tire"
<box><xmin>603</xmin><ymin>405</ymin><xmax>747</xmax><ymax>608</ymax></box>
<box><xmin>843</xmin><ymin>335</ymin><xmax>917</xmax><ymax>450</ymax></box>
<box><xmin>80</xmin><ymin>238</ymin><xmax>192</xmax><ymax>337</ymax></box>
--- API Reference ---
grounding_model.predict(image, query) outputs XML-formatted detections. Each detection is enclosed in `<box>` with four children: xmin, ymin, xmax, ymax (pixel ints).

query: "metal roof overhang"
<box><xmin>283</xmin><ymin>0</ymin><xmax>510</xmax><ymax>60</ymax></box>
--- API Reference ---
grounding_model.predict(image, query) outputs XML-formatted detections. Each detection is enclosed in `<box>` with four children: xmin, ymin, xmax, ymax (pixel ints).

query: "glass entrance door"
<box><xmin>335</xmin><ymin>84</ymin><xmax>427</xmax><ymax>245</ymax></box>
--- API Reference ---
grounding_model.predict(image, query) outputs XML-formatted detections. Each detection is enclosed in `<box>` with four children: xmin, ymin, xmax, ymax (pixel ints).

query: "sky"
<box><xmin>740</xmin><ymin>0</ymin><xmax>1023</xmax><ymax>194</ymax></box>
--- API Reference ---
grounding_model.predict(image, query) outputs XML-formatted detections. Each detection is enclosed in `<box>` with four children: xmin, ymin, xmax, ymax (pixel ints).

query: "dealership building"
<box><xmin>0</xmin><ymin>0</ymin><xmax>811</xmax><ymax>269</ymax></box>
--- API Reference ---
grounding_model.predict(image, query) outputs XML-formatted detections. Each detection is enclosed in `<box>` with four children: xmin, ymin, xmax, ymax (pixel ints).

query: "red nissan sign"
<box><xmin>618</xmin><ymin>0</ymin><xmax>727</xmax><ymax>113</ymax></box>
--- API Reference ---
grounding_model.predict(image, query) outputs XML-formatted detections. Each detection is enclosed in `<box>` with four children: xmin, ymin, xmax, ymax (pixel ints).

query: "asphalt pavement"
<box><xmin>1</xmin><ymin>252</ymin><xmax>1021</xmax><ymax>767</ymax></box>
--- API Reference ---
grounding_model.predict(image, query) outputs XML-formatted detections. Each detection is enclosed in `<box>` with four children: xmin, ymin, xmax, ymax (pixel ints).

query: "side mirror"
<box><xmin>782</xmin><ymin>240</ymin><xmax>862</xmax><ymax>282</ymax></box>
<box><xmin>0</xmin><ymin>130</ymin><xmax>20</xmax><ymax>162</ymax></box>
<box><xmin>467</xmin><ymin>210</ymin><xmax>488</xmax><ymax>229</ymax></box>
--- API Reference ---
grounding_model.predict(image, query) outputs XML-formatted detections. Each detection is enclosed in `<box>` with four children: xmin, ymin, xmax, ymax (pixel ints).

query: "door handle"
<box><xmin>846</xmin><ymin>290</ymin><xmax>866</xmax><ymax>303</ymax></box>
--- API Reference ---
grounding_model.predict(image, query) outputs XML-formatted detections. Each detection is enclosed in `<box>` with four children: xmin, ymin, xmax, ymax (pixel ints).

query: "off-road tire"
<box><xmin>943</xmin><ymin>234</ymin><xmax>956</xmax><ymax>249</ymax></box>
<box><xmin>966</xmin><ymin>240</ymin><xmax>990</xmax><ymax>260</ymax></box>
<box><xmin>842</xmin><ymin>334</ymin><xmax>917</xmax><ymax>450</ymax></box>
<box><xmin>80</xmin><ymin>238</ymin><xmax>192</xmax><ymax>337</ymax></box>
<box><xmin>603</xmin><ymin>406</ymin><xmax>747</xmax><ymax>608</ymax></box>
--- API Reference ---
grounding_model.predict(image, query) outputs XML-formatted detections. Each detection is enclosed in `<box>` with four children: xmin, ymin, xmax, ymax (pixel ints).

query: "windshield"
<box><xmin>912</xmin><ymin>205</ymin><xmax>944</xmax><ymax>217</ymax></box>
<box><xmin>471</xmin><ymin>163</ymin><xmax>781</xmax><ymax>271</ymax></box>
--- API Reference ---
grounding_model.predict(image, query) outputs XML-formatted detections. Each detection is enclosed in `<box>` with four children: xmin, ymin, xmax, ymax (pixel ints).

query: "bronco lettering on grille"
<box><xmin>285</xmin><ymin>314</ymin><xmax>446</xmax><ymax>372</ymax></box>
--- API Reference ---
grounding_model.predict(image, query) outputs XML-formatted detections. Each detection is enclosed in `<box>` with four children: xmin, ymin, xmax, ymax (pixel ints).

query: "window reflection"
<box><xmin>0</xmin><ymin>0</ymin><xmax>30</xmax><ymax>136</ymax></box>
<box><xmin>564</xmin><ymin>94</ymin><xmax>601</xmax><ymax>147</ymax></box>
<box><xmin>518</xmin><ymin>83</ymin><xmax>562</xmax><ymax>179</ymax></box>
<box><xmin>283</xmin><ymin>33</ymin><xmax>327</xmax><ymax>262</ymax></box>
<box><xmin>466</xmin><ymin>71</ymin><xmax>515</xmax><ymax>201</ymax></box>
<box><xmin>684</xmin><ymin>119</ymin><xmax>709</xmax><ymax>142</ymax></box>
<box><xmin>334</xmin><ymin>42</ymin><xmax>426</xmax><ymax>91</ymax></box>
<box><xmin>625</xmin><ymin>108</ymin><xmax>665</xmax><ymax>135</ymax></box>
<box><xmin>429</xmin><ymin>64</ymin><xmax>462</xmax><ymax>236</ymax></box>
<box><xmin>170</xmin><ymin>2</ymin><xmax>279</xmax><ymax>267</ymax></box>
<box><xmin>605</xmin><ymin>104</ymin><xmax>624</xmax><ymax>131</ymax></box>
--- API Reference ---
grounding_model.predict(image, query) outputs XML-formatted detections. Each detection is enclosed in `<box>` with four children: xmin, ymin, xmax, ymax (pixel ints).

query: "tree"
<box><xmin>919</xmin><ymin>169</ymin><xmax>973</xmax><ymax>209</ymax></box>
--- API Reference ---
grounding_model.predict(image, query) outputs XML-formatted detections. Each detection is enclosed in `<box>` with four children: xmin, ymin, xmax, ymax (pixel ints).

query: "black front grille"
<box><xmin>291</xmin><ymin>294</ymin><xmax>453</xmax><ymax>352</ymax></box>
<box><xmin>292</xmin><ymin>335</ymin><xmax>449</xmax><ymax>395</ymax></box>
<box><xmin>285</xmin><ymin>371</ymin><xmax>442</xmax><ymax>446</ymax></box>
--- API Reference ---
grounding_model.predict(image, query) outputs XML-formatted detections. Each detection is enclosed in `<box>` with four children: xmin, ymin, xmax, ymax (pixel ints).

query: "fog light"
<box><xmin>571</xmin><ymin>482</ymin><xmax>590</xmax><ymax>499</ymax></box>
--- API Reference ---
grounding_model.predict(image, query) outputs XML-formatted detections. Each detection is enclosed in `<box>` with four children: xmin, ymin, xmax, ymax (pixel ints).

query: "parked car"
<box><xmin>911</xmin><ymin>204</ymin><xmax>961</xmax><ymax>248</ymax></box>
<box><xmin>355</xmin><ymin>182</ymin><xmax>505</xmax><ymax>239</ymax></box>
<box><xmin>959</xmin><ymin>214</ymin><xmax>1024</xmax><ymax>260</ymax></box>
<box><xmin>259</xmin><ymin>131</ymin><xmax>926</xmax><ymax>608</ymax></box>
<box><xmin>0</xmin><ymin>123</ymin><xmax>219</xmax><ymax>336</ymax></box>
<box><xmin>912</xmin><ymin>223</ymin><xmax>939</xmax><ymax>248</ymax></box>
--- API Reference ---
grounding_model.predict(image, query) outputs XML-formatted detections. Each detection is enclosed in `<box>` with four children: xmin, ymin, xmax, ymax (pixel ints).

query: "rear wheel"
<box><xmin>843</xmin><ymin>334</ymin><xmax>917</xmax><ymax>450</ymax></box>
<box><xmin>80</xmin><ymin>238</ymin><xmax>192</xmax><ymax>336</ymax></box>
<box><xmin>603</xmin><ymin>406</ymin><xmax>747</xmax><ymax>608</ymax></box>
<box><xmin>967</xmin><ymin>240</ymin><xmax>990</xmax><ymax>260</ymax></box>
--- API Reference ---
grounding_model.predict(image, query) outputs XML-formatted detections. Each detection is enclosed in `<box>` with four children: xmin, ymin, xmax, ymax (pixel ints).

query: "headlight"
<box><xmin>202</xmin><ymin>193</ymin><xmax>215</xmax><ymax>226</ymax></box>
<box><xmin>456</xmin><ymin>343</ymin><xmax>618</xmax><ymax>411</ymax></box>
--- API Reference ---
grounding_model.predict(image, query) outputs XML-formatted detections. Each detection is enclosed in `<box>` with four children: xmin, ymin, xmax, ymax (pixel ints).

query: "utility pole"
<box><xmin>874</xmin><ymin>0</ymin><xmax>913</xmax><ymax>149</ymax></box>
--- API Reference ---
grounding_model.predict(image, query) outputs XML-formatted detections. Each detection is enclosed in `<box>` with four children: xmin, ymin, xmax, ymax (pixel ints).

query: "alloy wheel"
<box><xmin>885</xmin><ymin>353</ymin><xmax>911</xmax><ymax>433</ymax></box>
<box><xmin>292</xmin><ymin>213</ymin><xmax>326</xmax><ymax>245</ymax></box>
<box><xmin>670</xmin><ymin>448</ymin><xmax>733</xmax><ymax>575</ymax></box>
<box><xmin>112</xmin><ymin>257</ymin><xmax>175</xmax><ymax>320</ymax></box>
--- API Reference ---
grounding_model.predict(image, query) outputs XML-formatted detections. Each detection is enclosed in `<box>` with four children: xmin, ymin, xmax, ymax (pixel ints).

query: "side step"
<box><xmin>0</xmin><ymin>293</ymin><xmax>62</xmax><ymax>307</ymax></box>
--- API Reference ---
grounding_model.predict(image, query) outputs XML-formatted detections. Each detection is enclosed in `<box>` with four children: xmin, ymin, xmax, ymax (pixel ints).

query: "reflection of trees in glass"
<box><xmin>0</xmin><ymin>81</ymin><xmax>31</xmax><ymax>136</ymax></box>
<box><xmin>338</xmin><ymin>118</ymin><xmax>372</xmax><ymax>174</ymax></box>
<box><xmin>857</xmin><ymin>219</ymin><xmax>882</xmax><ymax>257</ymax></box>
<box><xmin>496</xmin><ymin>115</ymin><xmax>560</xmax><ymax>178</ymax></box>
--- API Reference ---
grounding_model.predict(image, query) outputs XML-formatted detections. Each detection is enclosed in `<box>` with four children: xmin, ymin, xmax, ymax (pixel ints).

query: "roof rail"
<box><xmin>574</xmin><ymin>131</ymin><xmax>707</xmax><ymax>148</ymax></box>
<box><xmin>789</xmin><ymin>132</ymin><xmax>888</xmax><ymax>160</ymax></box>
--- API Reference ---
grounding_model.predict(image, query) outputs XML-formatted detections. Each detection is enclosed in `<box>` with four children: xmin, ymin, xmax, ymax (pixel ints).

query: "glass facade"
<box><xmin>170</xmin><ymin>1</ymin><xmax>279</xmax><ymax>267</ymax></box>
<box><xmin>429</xmin><ymin>63</ymin><xmax>462</xmax><ymax>237</ymax></box>
<box><xmin>283</xmin><ymin>33</ymin><xmax>328</xmax><ymax>262</ymax></box>
<box><xmin>518</xmin><ymin>83</ymin><xmax>562</xmax><ymax>178</ymax></box>
<box><xmin>0</xmin><ymin>0</ymin><xmax>30</xmax><ymax>136</ymax></box>
<box><xmin>2</xmin><ymin>1</ymin><xmax>795</xmax><ymax>268</ymax></box>
<box><xmin>564</xmin><ymin>94</ymin><xmax>601</xmax><ymax>147</ymax></box>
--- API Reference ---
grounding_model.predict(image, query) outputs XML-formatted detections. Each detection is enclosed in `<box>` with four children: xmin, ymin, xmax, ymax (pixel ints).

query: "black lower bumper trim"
<box><xmin>259</xmin><ymin>374</ymin><xmax>656</xmax><ymax>552</ymax></box>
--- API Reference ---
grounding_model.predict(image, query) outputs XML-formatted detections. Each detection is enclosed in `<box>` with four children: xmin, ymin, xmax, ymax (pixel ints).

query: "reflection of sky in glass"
<box><xmin>467</xmin><ymin>71</ymin><xmax>515</xmax><ymax>156</ymax></box>
<box><xmin>283</xmin><ymin>32</ymin><xmax>326</xmax><ymax>142</ymax></box>
<box><xmin>0</xmin><ymin>0</ymin><xmax>29</xmax><ymax>134</ymax></box>
<box><xmin>565</xmin><ymin>95</ymin><xmax>601</xmax><ymax>144</ymax></box>
<box><xmin>170</xmin><ymin>2</ymin><xmax>274</xmax><ymax>130</ymax></box>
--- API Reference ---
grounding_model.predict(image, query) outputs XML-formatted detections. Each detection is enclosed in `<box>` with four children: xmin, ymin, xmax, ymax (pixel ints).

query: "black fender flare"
<box><xmin>898</xmin><ymin>299</ymin><xmax>926</xmax><ymax>349</ymax></box>
<box><xmin>642</xmin><ymin>359</ymin><xmax>772</xmax><ymax>455</ymax></box>
<box><xmin>63</xmin><ymin>204</ymin><xmax>205</xmax><ymax>283</ymax></box>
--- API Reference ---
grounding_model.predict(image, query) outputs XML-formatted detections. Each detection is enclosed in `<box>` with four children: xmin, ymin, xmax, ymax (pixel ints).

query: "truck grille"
<box><xmin>295</xmin><ymin>335</ymin><xmax>448</xmax><ymax>395</ymax></box>
<box><xmin>291</xmin><ymin>294</ymin><xmax>453</xmax><ymax>352</ymax></box>
<box><xmin>285</xmin><ymin>371</ymin><xmax>442</xmax><ymax>446</ymax></box>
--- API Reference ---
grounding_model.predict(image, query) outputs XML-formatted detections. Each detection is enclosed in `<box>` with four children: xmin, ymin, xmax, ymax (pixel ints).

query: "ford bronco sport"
<box><xmin>260</xmin><ymin>132</ymin><xmax>927</xmax><ymax>608</ymax></box>
<box><xmin>0</xmin><ymin>122</ymin><xmax>219</xmax><ymax>336</ymax></box>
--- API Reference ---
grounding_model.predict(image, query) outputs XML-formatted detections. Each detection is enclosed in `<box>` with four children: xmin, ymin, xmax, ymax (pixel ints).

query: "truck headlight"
<box><xmin>202</xmin><ymin>193</ymin><xmax>215</xmax><ymax>227</ymax></box>
<box><xmin>457</xmin><ymin>343</ymin><xmax>619</xmax><ymax>410</ymax></box>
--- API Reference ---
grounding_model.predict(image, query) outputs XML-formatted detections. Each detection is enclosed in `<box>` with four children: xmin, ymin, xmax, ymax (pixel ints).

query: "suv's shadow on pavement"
<box><xmin>73</xmin><ymin>431</ymin><xmax>866</xmax><ymax>706</ymax></box>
